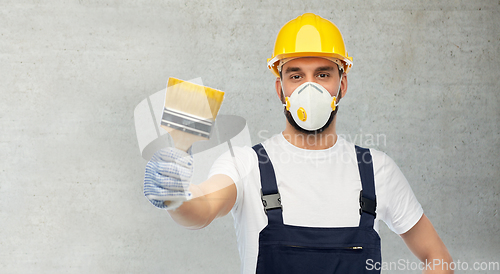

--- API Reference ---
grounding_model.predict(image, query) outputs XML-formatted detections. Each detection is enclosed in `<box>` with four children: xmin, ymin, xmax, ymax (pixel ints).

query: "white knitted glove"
<box><xmin>144</xmin><ymin>147</ymin><xmax>193</xmax><ymax>210</ymax></box>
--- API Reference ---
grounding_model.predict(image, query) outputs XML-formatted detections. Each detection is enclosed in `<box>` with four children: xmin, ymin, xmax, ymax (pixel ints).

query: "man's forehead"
<box><xmin>283</xmin><ymin>57</ymin><xmax>338</xmax><ymax>73</ymax></box>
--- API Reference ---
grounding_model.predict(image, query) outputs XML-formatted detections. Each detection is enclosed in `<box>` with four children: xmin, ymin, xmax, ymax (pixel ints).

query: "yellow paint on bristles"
<box><xmin>165</xmin><ymin>77</ymin><xmax>225</xmax><ymax>120</ymax></box>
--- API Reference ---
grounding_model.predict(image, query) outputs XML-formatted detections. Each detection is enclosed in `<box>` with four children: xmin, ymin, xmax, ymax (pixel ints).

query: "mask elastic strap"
<box><xmin>280</xmin><ymin>78</ymin><xmax>287</xmax><ymax>107</ymax></box>
<box><xmin>333</xmin><ymin>74</ymin><xmax>343</xmax><ymax>107</ymax></box>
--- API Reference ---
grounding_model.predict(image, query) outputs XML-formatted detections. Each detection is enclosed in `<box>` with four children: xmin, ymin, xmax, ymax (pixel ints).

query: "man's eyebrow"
<box><xmin>284</xmin><ymin>66</ymin><xmax>302</xmax><ymax>74</ymax></box>
<box><xmin>315</xmin><ymin>66</ymin><xmax>336</xmax><ymax>72</ymax></box>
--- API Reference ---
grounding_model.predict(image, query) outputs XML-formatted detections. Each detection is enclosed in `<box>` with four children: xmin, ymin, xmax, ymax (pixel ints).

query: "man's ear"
<box><xmin>275</xmin><ymin>77</ymin><xmax>283</xmax><ymax>102</ymax></box>
<box><xmin>340</xmin><ymin>75</ymin><xmax>348</xmax><ymax>98</ymax></box>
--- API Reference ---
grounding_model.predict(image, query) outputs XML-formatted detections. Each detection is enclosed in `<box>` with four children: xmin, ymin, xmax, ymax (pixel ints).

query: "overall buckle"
<box><xmin>359</xmin><ymin>190</ymin><xmax>377</xmax><ymax>218</ymax></box>
<box><xmin>261</xmin><ymin>189</ymin><xmax>282</xmax><ymax>214</ymax></box>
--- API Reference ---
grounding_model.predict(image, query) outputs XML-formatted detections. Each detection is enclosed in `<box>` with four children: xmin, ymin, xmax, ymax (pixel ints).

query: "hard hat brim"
<box><xmin>267</xmin><ymin>52</ymin><xmax>353</xmax><ymax>78</ymax></box>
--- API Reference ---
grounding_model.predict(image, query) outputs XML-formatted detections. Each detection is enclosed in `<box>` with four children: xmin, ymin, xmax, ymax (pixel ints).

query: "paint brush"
<box><xmin>161</xmin><ymin>77</ymin><xmax>225</xmax><ymax>152</ymax></box>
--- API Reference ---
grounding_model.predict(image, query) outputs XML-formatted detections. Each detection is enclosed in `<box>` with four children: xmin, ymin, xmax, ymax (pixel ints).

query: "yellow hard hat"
<box><xmin>267</xmin><ymin>13</ymin><xmax>353</xmax><ymax>77</ymax></box>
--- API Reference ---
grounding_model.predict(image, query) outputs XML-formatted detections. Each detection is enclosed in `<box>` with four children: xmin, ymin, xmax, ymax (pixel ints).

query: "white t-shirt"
<box><xmin>208</xmin><ymin>134</ymin><xmax>423</xmax><ymax>274</ymax></box>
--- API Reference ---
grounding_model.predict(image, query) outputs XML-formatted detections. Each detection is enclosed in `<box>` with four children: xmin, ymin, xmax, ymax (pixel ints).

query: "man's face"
<box><xmin>275</xmin><ymin>57</ymin><xmax>347</xmax><ymax>135</ymax></box>
<box><xmin>279</xmin><ymin>57</ymin><xmax>343</xmax><ymax>98</ymax></box>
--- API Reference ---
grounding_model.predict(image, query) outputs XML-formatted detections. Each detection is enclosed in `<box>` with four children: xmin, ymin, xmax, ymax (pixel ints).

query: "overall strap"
<box><xmin>355</xmin><ymin>145</ymin><xmax>377</xmax><ymax>227</ymax></box>
<box><xmin>252</xmin><ymin>143</ymin><xmax>283</xmax><ymax>225</ymax></box>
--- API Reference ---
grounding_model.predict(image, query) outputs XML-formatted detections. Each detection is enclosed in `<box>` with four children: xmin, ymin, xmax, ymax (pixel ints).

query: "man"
<box><xmin>144</xmin><ymin>13</ymin><xmax>453</xmax><ymax>273</ymax></box>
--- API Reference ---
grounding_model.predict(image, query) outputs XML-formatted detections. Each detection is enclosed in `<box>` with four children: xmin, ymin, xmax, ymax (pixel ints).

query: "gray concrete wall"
<box><xmin>1</xmin><ymin>1</ymin><xmax>499</xmax><ymax>273</ymax></box>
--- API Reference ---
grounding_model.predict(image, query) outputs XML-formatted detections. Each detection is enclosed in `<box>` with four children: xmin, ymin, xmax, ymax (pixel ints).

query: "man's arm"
<box><xmin>400</xmin><ymin>214</ymin><xmax>454</xmax><ymax>274</ymax></box>
<box><xmin>166</xmin><ymin>174</ymin><xmax>237</xmax><ymax>230</ymax></box>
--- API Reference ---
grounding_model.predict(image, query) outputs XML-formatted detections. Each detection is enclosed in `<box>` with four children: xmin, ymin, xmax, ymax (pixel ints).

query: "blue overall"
<box><xmin>252</xmin><ymin>144</ymin><xmax>381</xmax><ymax>273</ymax></box>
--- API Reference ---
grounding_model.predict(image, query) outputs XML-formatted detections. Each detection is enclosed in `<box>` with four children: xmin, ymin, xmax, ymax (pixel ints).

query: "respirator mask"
<box><xmin>283</xmin><ymin>80</ymin><xmax>342</xmax><ymax>131</ymax></box>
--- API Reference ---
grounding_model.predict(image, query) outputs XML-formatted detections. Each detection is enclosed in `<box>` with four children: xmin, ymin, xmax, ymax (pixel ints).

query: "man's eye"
<box><xmin>317</xmin><ymin>73</ymin><xmax>329</xmax><ymax>78</ymax></box>
<box><xmin>291</xmin><ymin>75</ymin><xmax>301</xmax><ymax>80</ymax></box>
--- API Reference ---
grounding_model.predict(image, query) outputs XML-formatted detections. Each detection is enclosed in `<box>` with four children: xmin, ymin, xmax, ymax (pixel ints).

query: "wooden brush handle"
<box><xmin>168</xmin><ymin>129</ymin><xmax>208</xmax><ymax>152</ymax></box>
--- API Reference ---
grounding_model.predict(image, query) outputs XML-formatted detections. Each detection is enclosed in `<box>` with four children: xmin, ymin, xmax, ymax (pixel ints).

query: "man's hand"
<box><xmin>144</xmin><ymin>147</ymin><xmax>194</xmax><ymax>210</ymax></box>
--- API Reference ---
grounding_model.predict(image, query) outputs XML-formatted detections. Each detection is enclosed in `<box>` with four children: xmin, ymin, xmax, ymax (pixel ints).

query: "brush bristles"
<box><xmin>165</xmin><ymin>78</ymin><xmax>224</xmax><ymax>120</ymax></box>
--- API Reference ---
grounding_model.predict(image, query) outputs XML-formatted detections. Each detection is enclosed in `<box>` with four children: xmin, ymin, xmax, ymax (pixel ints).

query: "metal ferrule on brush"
<box><xmin>161</xmin><ymin>107</ymin><xmax>214</xmax><ymax>138</ymax></box>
